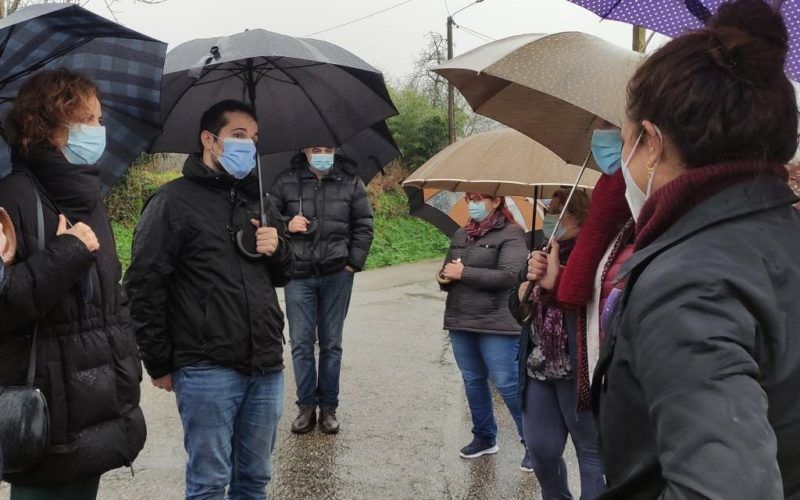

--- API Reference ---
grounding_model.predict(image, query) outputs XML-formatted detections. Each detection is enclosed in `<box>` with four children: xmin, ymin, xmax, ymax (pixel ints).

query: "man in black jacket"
<box><xmin>124</xmin><ymin>100</ymin><xmax>294</xmax><ymax>499</ymax></box>
<box><xmin>269</xmin><ymin>147</ymin><xmax>373</xmax><ymax>434</ymax></box>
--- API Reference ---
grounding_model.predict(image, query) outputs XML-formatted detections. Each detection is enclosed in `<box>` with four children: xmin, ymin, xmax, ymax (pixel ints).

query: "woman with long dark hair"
<box><xmin>584</xmin><ymin>1</ymin><xmax>800</xmax><ymax>497</ymax></box>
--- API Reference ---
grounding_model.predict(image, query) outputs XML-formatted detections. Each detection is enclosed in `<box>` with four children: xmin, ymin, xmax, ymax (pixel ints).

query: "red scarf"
<box><xmin>557</xmin><ymin>171</ymin><xmax>631</xmax><ymax>308</ymax></box>
<box><xmin>635</xmin><ymin>160</ymin><xmax>789</xmax><ymax>250</ymax></box>
<box><xmin>466</xmin><ymin>210</ymin><xmax>504</xmax><ymax>241</ymax></box>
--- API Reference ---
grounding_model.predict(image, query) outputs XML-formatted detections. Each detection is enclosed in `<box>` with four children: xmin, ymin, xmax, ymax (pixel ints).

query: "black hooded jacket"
<box><xmin>0</xmin><ymin>147</ymin><xmax>146</xmax><ymax>486</ymax></box>
<box><xmin>123</xmin><ymin>156</ymin><xmax>294</xmax><ymax>379</ymax></box>
<box><xmin>268</xmin><ymin>153</ymin><xmax>373</xmax><ymax>278</ymax></box>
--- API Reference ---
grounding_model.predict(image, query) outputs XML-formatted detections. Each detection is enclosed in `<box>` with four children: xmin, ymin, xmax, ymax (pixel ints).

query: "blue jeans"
<box><xmin>449</xmin><ymin>330</ymin><xmax>524</xmax><ymax>442</ymax></box>
<box><xmin>522</xmin><ymin>377</ymin><xmax>606</xmax><ymax>500</ymax></box>
<box><xmin>284</xmin><ymin>269</ymin><xmax>354</xmax><ymax>409</ymax></box>
<box><xmin>173</xmin><ymin>362</ymin><xmax>284</xmax><ymax>500</ymax></box>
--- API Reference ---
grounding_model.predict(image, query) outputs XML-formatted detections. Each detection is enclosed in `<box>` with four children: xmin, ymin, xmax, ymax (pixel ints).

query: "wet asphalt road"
<box><xmin>1</xmin><ymin>260</ymin><xmax>579</xmax><ymax>499</ymax></box>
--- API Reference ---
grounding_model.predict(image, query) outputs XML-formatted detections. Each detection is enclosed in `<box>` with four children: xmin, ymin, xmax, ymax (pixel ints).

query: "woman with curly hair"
<box><xmin>0</xmin><ymin>68</ymin><xmax>146</xmax><ymax>499</ymax></box>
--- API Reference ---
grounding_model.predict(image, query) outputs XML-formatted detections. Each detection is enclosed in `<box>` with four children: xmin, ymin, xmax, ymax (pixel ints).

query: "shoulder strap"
<box><xmin>26</xmin><ymin>180</ymin><xmax>45</xmax><ymax>387</ymax></box>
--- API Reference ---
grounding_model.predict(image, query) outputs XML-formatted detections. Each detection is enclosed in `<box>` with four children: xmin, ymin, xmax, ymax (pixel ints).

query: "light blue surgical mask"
<box><xmin>309</xmin><ymin>153</ymin><xmax>335</xmax><ymax>172</ymax></box>
<box><xmin>211</xmin><ymin>135</ymin><xmax>257</xmax><ymax>180</ymax></box>
<box><xmin>61</xmin><ymin>124</ymin><xmax>106</xmax><ymax>165</ymax></box>
<box><xmin>542</xmin><ymin>214</ymin><xmax>567</xmax><ymax>241</ymax></box>
<box><xmin>591</xmin><ymin>128</ymin><xmax>623</xmax><ymax>175</ymax></box>
<box><xmin>468</xmin><ymin>200</ymin><xmax>490</xmax><ymax>222</ymax></box>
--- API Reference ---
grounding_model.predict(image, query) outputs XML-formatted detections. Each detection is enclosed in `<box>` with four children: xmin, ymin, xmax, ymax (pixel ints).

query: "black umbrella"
<box><xmin>150</xmin><ymin>28</ymin><xmax>397</xmax><ymax>228</ymax></box>
<box><xmin>151</xmin><ymin>29</ymin><xmax>397</xmax><ymax>156</ymax></box>
<box><xmin>0</xmin><ymin>3</ymin><xmax>167</xmax><ymax>187</ymax></box>
<box><xmin>258</xmin><ymin>120</ymin><xmax>400</xmax><ymax>190</ymax></box>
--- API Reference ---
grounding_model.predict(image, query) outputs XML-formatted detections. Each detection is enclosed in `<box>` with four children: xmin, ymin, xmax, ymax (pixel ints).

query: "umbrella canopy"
<box><xmin>150</xmin><ymin>29</ymin><xmax>398</xmax><ymax>155</ymax></box>
<box><xmin>405</xmin><ymin>187</ymin><xmax>545</xmax><ymax>238</ymax></box>
<box><xmin>403</xmin><ymin>128</ymin><xmax>600</xmax><ymax>196</ymax></box>
<box><xmin>0</xmin><ymin>3</ymin><xmax>167</xmax><ymax>186</ymax></box>
<box><xmin>567</xmin><ymin>0</ymin><xmax>800</xmax><ymax>81</ymax></box>
<box><xmin>403</xmin><ymin>129</ymin><xmax>599</xmax><ymax>237</ymax></box>
<box><xmin>433</xmin><ymin>32</ymin><xmax>642</xmax><ymax>167</ymax></box>
<box><xmin>259</xmin><ymin>120</ymin><xmax>400</xmax><ymax>190</ymax></box>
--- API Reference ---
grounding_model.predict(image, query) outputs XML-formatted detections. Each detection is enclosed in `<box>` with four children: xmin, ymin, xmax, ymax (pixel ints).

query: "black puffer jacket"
<box><xmin>0</xmin><ymin>148</ymin><xmax>146</xmax><ymax>486</ymax></box>
<box><xmin>595</xmin><ymin>177</ymin><xmax>800</xmax><ymax>499</ymax></box>
<box><xmin>441</xmin><ymin>218</ymin><xmax>527</xmax><ymax>335</ymax></box>
<box><xmin>124</xmin><ymin>156</ymin><xmax>294</xmax><ymax>379</ymax></box>
<box><xmin>269</xmin><ymin>154</ymin><xmax>373</xmax><ymax>278</ymax></box>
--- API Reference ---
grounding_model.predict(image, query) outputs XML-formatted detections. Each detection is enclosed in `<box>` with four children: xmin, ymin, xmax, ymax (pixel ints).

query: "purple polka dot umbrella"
<box><xmin>567</xmin><ymin>0</ymin><xmax>799</xmax><ymax>81</ymax></box>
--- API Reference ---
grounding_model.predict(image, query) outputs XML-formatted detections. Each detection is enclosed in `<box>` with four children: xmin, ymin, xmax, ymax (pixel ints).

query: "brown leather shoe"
<box><xmin>319</xmin><ymin>408</ymin><xmax>340</xmax><ymax>434</ymax></box>
<box><xmin>291</xmin><ymin>406</ymin><xmax>316</xmax><ymax>434</ymax></box>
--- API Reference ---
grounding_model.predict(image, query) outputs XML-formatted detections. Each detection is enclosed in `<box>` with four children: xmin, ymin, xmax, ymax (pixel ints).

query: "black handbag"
<box><xmin>0</xmin><ymin>183</ymin><xmax>50</xmax><ymax>473</ymax></box>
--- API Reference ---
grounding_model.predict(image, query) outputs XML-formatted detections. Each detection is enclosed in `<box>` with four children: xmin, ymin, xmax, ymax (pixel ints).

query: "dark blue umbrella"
<box><xmin>568</xmin><ymin>0</ymin><xmax>799</xmax><ymax>80</ymax></box>
<box><xmin>0</xmin><ymin>3</ymin><xmax>167</xmax><ymax>187</ymax></box>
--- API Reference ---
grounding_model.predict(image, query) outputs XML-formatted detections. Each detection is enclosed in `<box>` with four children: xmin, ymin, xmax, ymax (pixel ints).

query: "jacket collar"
<box><xmin>182</xmin><ymin>154</ymin><xmax>259</xmax><ymax>193</ymax></box>
<box><xmin>617</xmin><ymin>176</ymin><xmax>799</xmax><ymax>282</ymax></box>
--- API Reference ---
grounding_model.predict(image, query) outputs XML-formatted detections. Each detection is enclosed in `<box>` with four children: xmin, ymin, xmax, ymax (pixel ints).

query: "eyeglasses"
<box><xmin>465</xmin><ymin>194</ymin><xmax>484</xmax><ymax>202</ymax></box>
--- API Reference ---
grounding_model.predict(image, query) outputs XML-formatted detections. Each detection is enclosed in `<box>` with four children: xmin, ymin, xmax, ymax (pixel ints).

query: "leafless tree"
<box><xmin>1</xmin><ymin>0</ymin><xmax>166</xmax><ymax>21</ymax></box>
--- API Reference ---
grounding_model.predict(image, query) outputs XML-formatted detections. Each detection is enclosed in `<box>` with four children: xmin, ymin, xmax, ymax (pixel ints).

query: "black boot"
<box><xmin>318</xmin><ymin>408</ymin><xmax>340</xmax><ymax>434</ymax></box>
<box><xmin>291</xmin><ymin>406</ymin><xmax>316</xmax><ymax>434</ymax></box>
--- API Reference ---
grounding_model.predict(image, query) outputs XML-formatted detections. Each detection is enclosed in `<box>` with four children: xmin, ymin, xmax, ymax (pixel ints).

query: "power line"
<box><xmin>455</xmin><ymin>23</ymin><xmax>496</xmax><ymax>41</ymax></box>
<box><xmin>442</xmin><ymin>0</ymin><xmax>451</xmax><ymax>16</ymax></box>
<box><xmin>305</xmin><ymin>0</ymin><xmax>416</xmax><ymax>37</ymax></box>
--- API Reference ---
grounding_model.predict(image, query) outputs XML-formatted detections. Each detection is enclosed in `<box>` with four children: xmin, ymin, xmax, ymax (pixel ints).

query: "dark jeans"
<box><xmin>449</xmin><ymin>330</ymin><xmax>524</xmax><ymax>442</ymax></box>
<box><xmin>285</xmin><ymin>269</ymin><xmax>354</xmax><ymax>409</ymax></box>
<box><xmin>522</xmin><ymin>377</ymin><xmax>606</xmax><ymax>500</ymax></box>
<box><xmin>10</xmin><ymin>476</ymin><xmax>100</xmax><ymax>500</ymax></box>
<box><xmin>173</xmin><ymin>362</ymin><xmax>284</xmax><ymax>500</ymax></box>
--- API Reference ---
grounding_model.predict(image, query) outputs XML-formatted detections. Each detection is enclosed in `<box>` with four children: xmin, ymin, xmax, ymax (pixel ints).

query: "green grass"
<box><xmin>365</xmin><ymin>191</ymin><xmax>450</xmax><ymax>269</ymax></box>
<box><xmin>113</xmin><ymin>223</ymin><xmax>133</xmax><ymax>271</ymax></box>
<box><xmin>113</xmin><ymin>191</ymin><xmax>450</xmax><ymax>273</ymax></box>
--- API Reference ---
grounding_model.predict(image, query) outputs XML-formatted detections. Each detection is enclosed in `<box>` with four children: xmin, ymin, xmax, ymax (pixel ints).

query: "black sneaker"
<box><xmin>520</xmin><ymin>449</ymin><xmax>534</xmax><ymax>472</ymax></box>
<box><xmin>459</xmin><ymin>438</ymin><xmax>499</xmax><ymax>459</ymax></box>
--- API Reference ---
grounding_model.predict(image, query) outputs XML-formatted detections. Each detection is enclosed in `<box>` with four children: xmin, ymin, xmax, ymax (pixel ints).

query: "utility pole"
<box><xmin>445</xmin><ymin>0</ymin><xmax>485</xmax><ymax>145</ymax></box>
<box><xmin>633</xmin><ymin>25</ymin><xmax>647</xmax><ymax>53</ymax></box>
<box><xmin>446</xmin><ymin>15</ymin><xmax>455</xmax><ymax>144</ymax></box>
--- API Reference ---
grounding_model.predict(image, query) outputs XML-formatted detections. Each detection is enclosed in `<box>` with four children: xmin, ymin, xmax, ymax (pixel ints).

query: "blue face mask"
<box><xmin>211</xmin><ymin>135</ymin><xmax>257</xmax><ymax>180</ymax></box>
<box><xmin>542</xmin><ymin>214</ymin><xmax>567</xmax><ymax>241</ymax></box>
<box><xmin>309</xmin><ymin>153</ymin><xmax>335</xmax><ymax>172</ymax></box>
<box><xmin>61</xmin><ymin>124</ymin><xmax>106</xmax><ymax>165</ymax></box>
<box><xmin>591</xmin><ymin>128</ymin><xmax>623</xmax><ymax>175</ymax></box>
<box><xmin>468</xmin><ymin>200</ymin><xmax>490</xmax><ymax>222</ymax></box>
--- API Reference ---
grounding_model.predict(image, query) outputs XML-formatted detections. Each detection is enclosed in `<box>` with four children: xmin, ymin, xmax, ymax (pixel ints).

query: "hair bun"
<box><xmin>706</xmin><ymin>0</ymin><xmax>789</xmax><ymax>81</ymax></box>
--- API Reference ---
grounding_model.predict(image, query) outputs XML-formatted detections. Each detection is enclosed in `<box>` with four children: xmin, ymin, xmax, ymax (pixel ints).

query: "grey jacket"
<box><xmin>441</xmin><ymin>218</ymin><xmax>527</xmax><ymax>335</ymax></box>
<box><xmin>595</xmin><ymin>177</ymin><xmax>800</xmax><ymax>499</ymax></box>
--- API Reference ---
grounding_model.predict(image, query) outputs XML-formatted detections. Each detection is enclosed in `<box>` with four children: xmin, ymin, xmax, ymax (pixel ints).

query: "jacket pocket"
<box><xmin>199</xmin><ymin>285</ymin><xmax>216</xmax><ymax>349</ymax></box>
<box><xmin>46</xmin><ymin>361</ymin><xmax>68</xmax><ymax>445</ymax></box>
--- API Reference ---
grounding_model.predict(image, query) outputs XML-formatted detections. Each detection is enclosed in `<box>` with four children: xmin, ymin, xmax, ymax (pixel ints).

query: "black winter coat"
<box><xmin>441</xmin><ymin>218</ymin><xmax>527</xmax><ymax>335</ymax></box>
<box><xmin>0</xmin><ymin>149</ymin><xmax>146</xmax><ymax>486</ymax></box>
<box><xmin>124</xmin><ymin>156</ymin><xmax>294</xmax><ymax>379</ymax></box>
<box><xmin>595</xmin><ymin>177</ymin><xmax>800</xmax><ymax>499</ymax></box>
<box><xmin>269</xmin><ymin>154</ymin><xmax>373</xmax><ymax>278</ymax></box>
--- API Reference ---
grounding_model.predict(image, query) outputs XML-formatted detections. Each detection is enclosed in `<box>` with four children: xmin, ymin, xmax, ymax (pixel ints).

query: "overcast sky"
<box><xmin>79</xmin><ymin>0</ymin><xmax>656</xmax><ymax>82</ymax></box>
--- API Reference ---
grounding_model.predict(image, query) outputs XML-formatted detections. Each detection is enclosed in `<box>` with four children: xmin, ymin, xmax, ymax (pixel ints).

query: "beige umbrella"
<box><xmin>434</xmin><ymin>32</ymin><xmax>643</xmax><ymax>168</ymax></box>
<box><xmin>404</xmin><ymin>128</ymin><xmax>599</xmax><ymax>196</ymax></box>
<box><xmin>402</xmin><ymin>129</ymin><xmax>599</xmax><ymax>236</ymax></box>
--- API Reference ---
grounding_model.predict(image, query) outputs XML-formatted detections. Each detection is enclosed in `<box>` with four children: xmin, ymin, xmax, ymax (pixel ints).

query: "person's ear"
<box><xmin>491</xmin><ymin>197</ymin><xmax>502</xmax><ymax>211</ymax></box>
<box><xmin>200</xmin><ymin>130</ymin><xmax>217</xmax><ymax>152</ymax></box>
<box><xmin>641</xmin><ymin>120</ymin><xmax>663</xmax><ymax>166</ymax></box>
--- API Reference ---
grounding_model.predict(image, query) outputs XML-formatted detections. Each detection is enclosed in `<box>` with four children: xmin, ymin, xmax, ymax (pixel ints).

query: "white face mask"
<box><xmin>621</xmin><ymin>125</ymin><xmax>663</xmax><ymax>220</ymax></box>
